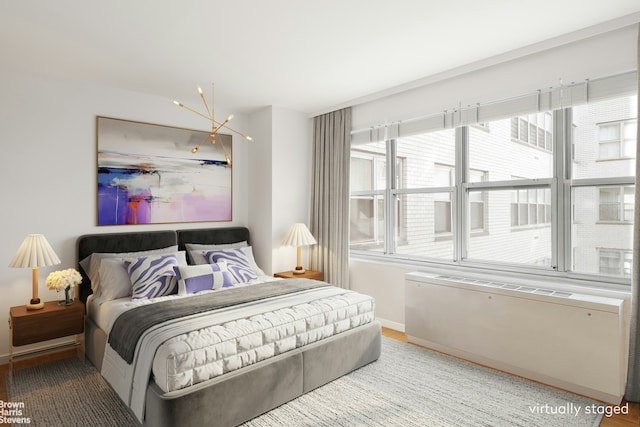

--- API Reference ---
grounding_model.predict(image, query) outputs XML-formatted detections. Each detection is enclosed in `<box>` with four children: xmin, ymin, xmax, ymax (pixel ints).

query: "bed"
<box><xmin>77</xmin><ymin>227</ymin><xmax>381</xmax><ymax>427</ymax></box>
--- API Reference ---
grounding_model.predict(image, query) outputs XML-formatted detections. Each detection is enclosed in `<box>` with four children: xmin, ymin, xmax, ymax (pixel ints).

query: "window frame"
<box><xmin>597</xmin><ymin>185</ymin><xmax>635</xmax><ymax>223</ymax></box>
<box><xmin>349</xmin><ymin>96</ymin><xmax>636</xmax><ymax>288</ymax></box>
<box><xmin>511</xmin><ymin>112</ymin><xmax>553</xmax><ymax>153</ymax></box>
<box><xmin>598</xmin><ymin>248</ymin><xmax>633</xmax><ymax>277</ymax></box>
<box><xmin>349</xmin><ymin>149</ymin><xmax>387</xmax><ymax>250</ymax></box>
<box><xmin>433</xmin><ymin>164</ymin><xmax>455</xmax><ymax>236</ymax></box>
<box><xmin>597</xmin><ymin>119</ymin><xmax>637</xmax><ymax>161</ymax></box>
<box><xmin>463</xmin><ymin>179</ymin><xmax>555</xmax><ymax>267</ymax></box>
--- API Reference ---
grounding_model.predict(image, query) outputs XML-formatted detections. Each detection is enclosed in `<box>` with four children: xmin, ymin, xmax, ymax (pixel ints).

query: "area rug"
<box><xmin>6</xmin><ymin>338</ymin><xmax>606</xmax><ymax>426</ymax></box>
<box><xmin>5</xmin><ymin>357</ymin><xmax>137</xmax><ymax>426</ymax></box>
<box><xmin>244</xmin><ymin>338</ymin><xmax>605</xmax><ymax>427</ymax></box>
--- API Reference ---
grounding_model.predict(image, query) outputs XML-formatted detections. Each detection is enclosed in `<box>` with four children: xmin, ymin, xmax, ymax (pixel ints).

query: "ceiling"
<box><xmin>2</xmin><ymin>1</ymin><xmax>640</xmax><ymax>116</ymax></box>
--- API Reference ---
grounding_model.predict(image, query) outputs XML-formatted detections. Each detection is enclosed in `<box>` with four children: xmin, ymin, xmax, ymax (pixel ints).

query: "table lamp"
<box><xmin>282</xmin><ymin>223</ymin><xmax>317</xmax><ymax>274</ymax></box>
<box><xmin>9</xmin><ymin>234</ymin><xmax>61</xmax><ymax>310</ymax></box>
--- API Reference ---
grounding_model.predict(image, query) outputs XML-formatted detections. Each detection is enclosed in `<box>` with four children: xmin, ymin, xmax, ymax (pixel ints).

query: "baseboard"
<box><xmin>377</xmin><ymin>317</ymin><xmax>405</xmax><ymax>333</ymax></box>
<box><xmin>0</xmin><ymin>337</ymin><xmax>77</xmax><ymax>366</ymax></box>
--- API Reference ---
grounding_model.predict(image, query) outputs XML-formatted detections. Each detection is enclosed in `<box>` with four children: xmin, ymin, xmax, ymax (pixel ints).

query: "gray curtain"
<box><xmin>625</xmin><ymin>24</ymin><xmax>640</xmax><ymax>403</ymax></box>
<box><xmin>310</xmin><ymin>108</ymin><xmax>352</xmax><ymax>288</ymax></box>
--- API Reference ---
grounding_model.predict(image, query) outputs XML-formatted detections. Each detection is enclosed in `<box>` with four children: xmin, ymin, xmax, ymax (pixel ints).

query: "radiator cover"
<box><xmin>405</xmin><ymin>272</ymin><xmax>625</xmax><ymax>404</ymax></box>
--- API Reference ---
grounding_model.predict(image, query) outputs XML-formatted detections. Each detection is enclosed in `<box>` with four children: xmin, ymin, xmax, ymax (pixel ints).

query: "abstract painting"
<box><xmin>97</xmin><ymin>117</ymin><xmax>232</xmax><ymax>225</ymax></box>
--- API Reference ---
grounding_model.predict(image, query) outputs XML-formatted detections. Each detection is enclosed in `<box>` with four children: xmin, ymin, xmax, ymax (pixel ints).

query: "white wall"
<box><xmin>350</xmin><ymin>23</ymin><xmax>638</xmax><ymax>330</ymax></box>
<box><xmin>352</xmin><ymin>24</ymin><xmax>638</xmax><ymax>130</ymax></box>
<box><xmin>271</xmin><ymin>106</ymin><xmax>313</xmax><ymax>273</ymax></box>
<box><xmin>0</xmin><ymin>68</ymin><xmax>252</xmax><ymax>360</ymax></box>
<box><xmin>248</xmin><ymin>106</ymin><xmax>313</xmax><ymax>275</ymax></box>
<box><xmin>247</xmin><ymin>107</ymin><xmax>274</xmax><ymax>273</ymax></box>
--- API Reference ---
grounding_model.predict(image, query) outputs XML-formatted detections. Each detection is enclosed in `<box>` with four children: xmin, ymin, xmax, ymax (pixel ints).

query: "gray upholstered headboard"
<box><xmin>76</xmin><ymin>227</ymin><xmax>250</xmax><ymax>305</ymax></box>
<box><xmin>176</xmin><ymin>227</ymin><xmax>250</xmax><ymax>251</ymax></box>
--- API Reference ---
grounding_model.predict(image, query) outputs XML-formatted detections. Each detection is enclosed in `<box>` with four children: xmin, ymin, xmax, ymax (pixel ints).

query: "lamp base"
<box><xmin>293</xmin><ymin>267</ymin><xmax>306</xmax><ymax>274</ymax></box>
<box><xmin>26</xmin><ymin>300</ymin><xmax>44</xmax><ymax>310</ymax></box>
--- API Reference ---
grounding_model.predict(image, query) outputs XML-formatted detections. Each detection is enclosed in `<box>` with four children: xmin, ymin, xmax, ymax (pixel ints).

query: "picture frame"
<box><xmin>96</xmin><ymin>116</ymin><xmax>232</xmax><ymax>225</ymax></box>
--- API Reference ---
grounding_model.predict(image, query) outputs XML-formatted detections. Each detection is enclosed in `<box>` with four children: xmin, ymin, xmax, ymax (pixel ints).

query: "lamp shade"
<box><xmin>9</xmin><ymin>234</ymin><xmax>61</xmax><ymax>268</ymax></box>
<box><xmin>282</xmin><ymin>223</ymin><xmax>317</xmax><ymax>247</ymax></box>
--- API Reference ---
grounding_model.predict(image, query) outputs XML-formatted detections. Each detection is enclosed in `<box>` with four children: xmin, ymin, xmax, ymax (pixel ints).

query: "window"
<box><xmin>511</xmin><ymin>187</ymin><xmax>551</xmax><ymax>227</ymax></box>
<box><xmin>393</xmin><ymin>129</ymin><xmax>456</xmax><ymax>259</ymax></box>
<box><xmin>471</xmin><ymin>116</ymin><xmax>553</xmax><ymax>182</ymax></box>
<box><xmin>350</xmin><ymin>196</ymin><xmax>384</xmax><ymax>245</ymax></box>
<box><xmin>571</xmin><ymin>94</ymin><xmax>636</xmax><ymax>278</ymax></box>
<box><xmin>349</xmin><ymin>146</ymin><xmax>386</xmax><ymax>251</ymax></box>
<box><xmin>511</xmin><ymin>113</ymin><xmax>553</xmax><ymax>152</ymax></box>
<box><xmin>598</xmin><ymin>249</ymin><xmax>632</xmax><ymax>277</ymax></box>
<box><xmin>350</xmin><ymin>76</ymin><xmax>636</xmax><ymax>285</ymax></box>
<box><xmin>599</xmin><ymin>186</ymin><xmax>634</xmax><ymax>222</ymax></box>
<box><xmin>598</xmin><ymin>120</ymin><xmax>637</xmax><ymax>160</ymax></box>
<box><xmin>468</xmin><ymin>170</ymin><xmax>487</xmax><ymax>232</ymax></box>
<box><xmin>468</xmin><ymin>188</ymin><xmax>552</xmax><ymax>266</ymax></box>
<box><xmin>573</xmin><ymin>96</ymin><xmax>637</xmax><ymax>179</ymax></box>
<box><xmin>428</xmin><ymin>165</ymin><xmax>485</xmax><ymax>236</ymax></box>
<box><xmin>467</xmin><ymin>115</ymin><xmax>553</xmax><ymax>267</ymax></box>
<box><xmin>434</xmin><ymin>165</ymin><xmax>454</xmax><ymax>234</ymax></box>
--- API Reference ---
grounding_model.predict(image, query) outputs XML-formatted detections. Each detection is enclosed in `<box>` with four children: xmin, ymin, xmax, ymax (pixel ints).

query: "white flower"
<box><xmin>46</xmin><ymin>268</ymin><xmax>82</xmax><ymax>291</ymax></box>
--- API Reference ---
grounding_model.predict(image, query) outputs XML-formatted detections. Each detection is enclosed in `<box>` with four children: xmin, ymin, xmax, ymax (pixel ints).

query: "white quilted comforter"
<box><xmin>153</xmin><ymin>289</ymin><xmax>375</xmax><ymax>393</ymax></box>
<box><xmin>98</xmin><ymin>284</ymin><xmax>375</xmax><ymax>422</ymax></box>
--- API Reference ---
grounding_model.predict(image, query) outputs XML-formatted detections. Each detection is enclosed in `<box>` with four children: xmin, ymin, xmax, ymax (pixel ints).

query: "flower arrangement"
<box><xmin>46</xmin><ymin>268</ymin><xmax>82</xmax><ymax>305</ymax></box>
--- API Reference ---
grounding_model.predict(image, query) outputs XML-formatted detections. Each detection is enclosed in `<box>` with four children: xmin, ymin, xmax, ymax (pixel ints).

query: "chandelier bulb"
<box><xmin>226</xmin><ymin>114</ymin><xmax>234</xmax><ymax>121</ymax></box>
<box><xmin>173</xmin><ymin>100</ymin><xmax>182</xmax><ymax>106</ymax></box>
<box><xmin>192</xmin><ymin>147</ymin><xmax>199</xmax><ymax>154</ymax></box>
<box><xmin>197</xmin><ymin>86</ymin><xmax>203</xmax><ymax>95</ymax></box>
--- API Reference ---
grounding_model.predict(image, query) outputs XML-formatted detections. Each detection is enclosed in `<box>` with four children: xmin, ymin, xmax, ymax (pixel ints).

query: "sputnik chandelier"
<box><xmin>173</xmin><ymin>83</ymin><xmax>253</xmax><ymax>166</ymax></box>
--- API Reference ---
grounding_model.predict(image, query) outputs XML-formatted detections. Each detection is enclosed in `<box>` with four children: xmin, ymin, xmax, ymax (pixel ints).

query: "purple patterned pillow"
<box><xmin>173</xmin><ymin>263</ymin><xmax>234</xmax><ymax>295</ymax></box>
<box><xmin>205</xmin><ymin>248</ymin><xmax>258</xmax><ymax>283</ymax></box>
<box><xmin>124</xmin><ymin>254</ymin><xmax>178</xmax><ymax>300</ymax></box>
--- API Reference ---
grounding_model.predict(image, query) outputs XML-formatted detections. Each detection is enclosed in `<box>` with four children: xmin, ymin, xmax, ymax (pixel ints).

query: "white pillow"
<box><xmin>89</xmin><ymin>249</ymin><xmax>186</xmax><ymax>301</ymax></box>
<box><xmin>97</xmin><ymin>258</ymin><xmax>130</xmax><ymax>301</ymax></box>
<box><xmin>185</xmin><ymin>241</ymin><xmax>247</xmax><ymax>264</ymax></box>
<box><xmin>79</xmin><ymin>245</ymin><xmax>179</xmax><ymax>296</ymax></box>
<box><xmin>98</xmin><ymin>251</ymin><xmax>187</xmax><ymax>301</ymax></box>
<box><xmin>242</xmin><ymin>246</ymin><xmax>266</xmax><ymax>276</ymax></box>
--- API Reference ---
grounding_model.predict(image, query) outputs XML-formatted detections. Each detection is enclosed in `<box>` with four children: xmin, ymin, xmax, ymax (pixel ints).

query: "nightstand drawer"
<box><xmin>10</xmin><ymin>300</ymin><xmax>84</xmax><ymax>346</ymax></box>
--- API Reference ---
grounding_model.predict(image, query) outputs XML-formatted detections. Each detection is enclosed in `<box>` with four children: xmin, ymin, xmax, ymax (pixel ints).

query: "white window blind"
<box><xmin>351</xmin><ymin>71</ymin><xmax>638</xmax><ymax>144</ymax></box>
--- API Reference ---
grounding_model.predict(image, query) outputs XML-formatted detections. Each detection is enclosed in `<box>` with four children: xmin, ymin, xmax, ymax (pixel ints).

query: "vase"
<box><xmin>58</xmin><ymin>286</ymin><xmax>74</xmax><ymax>305</ymax></box>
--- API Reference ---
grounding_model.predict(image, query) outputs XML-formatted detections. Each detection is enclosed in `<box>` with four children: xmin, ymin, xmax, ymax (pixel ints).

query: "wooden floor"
<box><xmin>0</xmin><ymin>330</ymin><xmax>637</xmax><ymax>426</ymax></box>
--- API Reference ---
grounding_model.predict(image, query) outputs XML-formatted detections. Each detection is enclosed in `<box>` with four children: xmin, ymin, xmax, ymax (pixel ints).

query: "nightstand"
<box><xmin>8</xmin><ymin>299</ymin><xmax>84</xmax><ymax>377</ymax></box>
<box><xmin>274</xmin><ymin>270</ymin><xmax>324</xmax><ymax>281</ymax></box>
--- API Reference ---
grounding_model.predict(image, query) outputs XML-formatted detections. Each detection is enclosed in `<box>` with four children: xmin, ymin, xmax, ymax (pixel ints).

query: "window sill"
<box><xmin>434</xmin><ymin>232</ymin><xmax>453</xmax><ymax>241</ymax></box>
<box><xmin>349</xmin><ymin>250</ymin><xmax>632</xmax><ymax>297</ymax></box>
<box><xmin>510</xmin><ymin>224</ymin><xmax>552</xmax><ymax>231</ymax></box>
<box><xmin>435</xmin><ymin>230</ymin><xmax>486</xmax><ymax>241</ymax></box>
<box><xmin>510</xmin><ymin>138</ymin><xmax>553</xmax><ymax>153</ymax></box>
<box><xmin>595</xmin><ymin>157</ymin><xmax>635</xmax><ymax>162</ymax></box>
<box><xmin>595</xmin><ymin>221</ymin><xmax>633</xmax><ymax>225</ymax></box>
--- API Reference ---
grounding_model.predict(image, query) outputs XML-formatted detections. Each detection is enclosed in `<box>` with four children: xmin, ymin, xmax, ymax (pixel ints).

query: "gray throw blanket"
<box><xmin>108</xmin><ymin>278</ymin><xmax>329</xmax><ymax>364</ymax></box>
